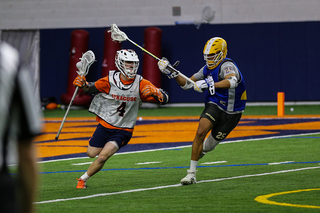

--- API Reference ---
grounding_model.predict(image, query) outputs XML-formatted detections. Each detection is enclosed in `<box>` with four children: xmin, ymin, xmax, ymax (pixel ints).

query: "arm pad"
<box><xmin>180</xmin><ymin>81</ymin><xmax>194</xmax><ymax>90</ymax></box>
<box><xmin>227</xmin><ymin>76</ymin><xmax>238</xmax><ymax>89</ymax></box>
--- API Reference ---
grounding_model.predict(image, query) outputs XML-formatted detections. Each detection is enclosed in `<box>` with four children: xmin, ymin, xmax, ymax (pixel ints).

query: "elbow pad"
<box><xmin>180</xmin><ymin>81</ymin><xmax>193</xmax><ymax>90</ymax></box>
<box><xmin>227</xmin><ymin>76</ymin><xmax>238</xmax><ymax>89</ymax></box>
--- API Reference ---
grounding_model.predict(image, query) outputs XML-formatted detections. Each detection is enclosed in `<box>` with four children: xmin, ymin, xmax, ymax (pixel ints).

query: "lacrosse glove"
<box><xmin>141</xmin><ymin>85</ymin><xmax>169</xmax><ymax>104</ymax></box>
<box><xmin>73</xmin><ymin>75</ymin><xmax>87</xmax><ymax>88</ymax></box>
<box><xmin>157</xmin><ymin>57</ymin><xmax>180</xmax><ymax>79</ymax></box>
<box><xmin>193</xmin><ymin>76</ymin><xmax>215</xmax><ymax>94</ymax></box>
<box><xmin>194</xmin><ymin>80</ymin><xmax>208</xmax><ymax>93</ymax></box>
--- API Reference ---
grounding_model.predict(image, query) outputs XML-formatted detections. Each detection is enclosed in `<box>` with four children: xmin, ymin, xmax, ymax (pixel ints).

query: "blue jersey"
<box><xmin>202</xmin><ymin>58</ymin><xmax>246</xmax><ymax>112</ymax></box>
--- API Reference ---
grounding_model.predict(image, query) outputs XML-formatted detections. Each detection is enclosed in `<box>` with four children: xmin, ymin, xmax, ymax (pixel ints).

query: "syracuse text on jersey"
<box><xmin>111</xmin><ymin>94</ymin><xmax>137</xmax><ymax>101</ymax></box>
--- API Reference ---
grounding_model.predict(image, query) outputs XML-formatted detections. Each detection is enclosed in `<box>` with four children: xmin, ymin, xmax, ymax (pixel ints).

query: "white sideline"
<box><xmin>34</xmin><ymin>166</ymin><xmax>320</xmax><ymax>204</ymax></box>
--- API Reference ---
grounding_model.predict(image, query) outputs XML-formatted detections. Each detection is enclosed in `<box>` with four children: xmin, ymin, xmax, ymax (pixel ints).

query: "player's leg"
<box><xmin>86</xmin><ymin>142</ymin><xmax>119</xmax><ymax>177</ymax></box>
<box><xmin>77</xmin><ymin>124</ymin><xmax>110</xmax><ymax>188</ymax></box>
<box><xmin>191</xmin><ymin>117</ymin><xmax>213</xmax><ymax>161</ymax></box>
<box><xmin>199</xmin><ymin>103</ymin><xmax>235</xmax><ymax>159</ymax></box>
<box><xmin>181</xmin><ymin>103</ymin><xmax>221</xmax><ymax>185</ymax></box>
<box><xmin>77</xmin><ymin>142</ymin><xmax>118</xmax><ymax>189</ymax></box>
<box><xmin>199</xmin><ymin>133</ymin><xmax>219</xmax><ymax>159</ymax></box>
<box><xmin>200</xmin><ymin>111</ymin><xmax>242</xmax><ymax>162</ymax></box>
<box><xmin>77</xmin><ymin>127</ymin><xmax>132</xmax><ymax>188</ymax></box>
<box><xmin>180</xmin><ymin>117</ymin><xmax>213</xmax><ymax>185</ymax></box>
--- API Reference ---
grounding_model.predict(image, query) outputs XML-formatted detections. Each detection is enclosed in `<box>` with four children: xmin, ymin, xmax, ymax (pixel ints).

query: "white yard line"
<box><xmin>35</xmin><ymin>166</ymin><xmax>320</xmax><ymax>204</ymax></box>
<box><xmin>201</xmin><ymin>161</ymin><xmax>227</xmax><ymax>165</ymax></box>
<box><xmin>71</xmin><ymin>162</ymin><xmax>93</xmax><ymax>165</ymax></box>
<box><xmin>135</xmin><ymin>161</ymin><xmax>162</xmax><ymax>165</ymax></box>
<box><xmin>268</xmin><ymin>161</ymin><xmax>294</xmax><ymax>165</ymax></box>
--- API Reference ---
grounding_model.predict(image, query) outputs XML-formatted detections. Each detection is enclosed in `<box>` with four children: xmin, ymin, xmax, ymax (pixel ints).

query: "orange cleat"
<box><xmin>76</xmin><ymin>178</ymin><xmax>86</xmax><ymax>189</ymax></box>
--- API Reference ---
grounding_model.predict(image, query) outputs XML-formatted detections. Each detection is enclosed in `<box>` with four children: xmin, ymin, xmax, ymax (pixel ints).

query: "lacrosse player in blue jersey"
<box><xmin>158</xmin><ymin>37</ymin><xmax>247</xmax><ymax>185</ymax></box>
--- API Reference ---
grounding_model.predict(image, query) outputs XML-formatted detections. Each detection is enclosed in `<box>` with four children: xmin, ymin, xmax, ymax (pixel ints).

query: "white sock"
<box><xmin>189</xmin><ymin>160</ymin><xmax>198</xmax><ymax>172</ymax></box>
<box><xmin>80</xmin><ymin>172</ymin><xmax>90</xmax><ymax>182</ymax></box>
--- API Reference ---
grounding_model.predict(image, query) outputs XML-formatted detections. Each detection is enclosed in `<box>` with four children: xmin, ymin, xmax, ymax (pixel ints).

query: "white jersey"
<box><xmin>89</xmin><ymin>71</ymin><xmax>141</xmax><ymax>129</ymax></box>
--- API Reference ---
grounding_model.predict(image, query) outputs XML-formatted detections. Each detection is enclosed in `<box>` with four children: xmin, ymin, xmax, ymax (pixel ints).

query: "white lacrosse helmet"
<box><xmin>115</xmin><ymin>49</ymin><xmax>139</xmax><ymax>79</ymax></box>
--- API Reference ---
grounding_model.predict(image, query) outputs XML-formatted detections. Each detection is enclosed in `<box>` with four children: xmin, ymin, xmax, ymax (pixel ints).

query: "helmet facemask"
<box><xmin>115</xmin><ymin>49</ymin><xmax>139</xmax><ymax>79</ymax></box>
<box><xmin>204</xmin><ymin>51</ymin><xmax>224</xmax><ymax>69</ymax></box>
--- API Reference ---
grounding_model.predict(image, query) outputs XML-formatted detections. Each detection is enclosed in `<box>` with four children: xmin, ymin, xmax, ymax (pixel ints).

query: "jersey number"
<box><xmin>216</xmin><ymin>132</ymin><xmax>227</xmax><ymax>140</ymax></box>
<box><xmin>117</xmin><ymin>102</ymin><xmax>126</xmax><ymax>117</ymax></box>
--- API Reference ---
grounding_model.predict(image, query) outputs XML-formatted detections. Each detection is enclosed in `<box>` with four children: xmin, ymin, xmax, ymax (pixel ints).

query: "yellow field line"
<box><xmin>255</xmin><ymin>188</ymin><xmax>320</xmax><ymax>209</ymax></box>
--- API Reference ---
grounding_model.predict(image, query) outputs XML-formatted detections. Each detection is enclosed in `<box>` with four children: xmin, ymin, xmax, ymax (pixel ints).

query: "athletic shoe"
<box><xmin>180</xmin><ymin>170</ymin><xmax>196</xmax><ymax>185</ymax></box>
<box><xmin>198</xmin><ymin>151</ymin><xmax>207</xmax><ymax>160</ymax></box>
<box><xmin>76</xmin><ymin>178</ymin><xmax>86</xmax><ymax>189</ymax></box>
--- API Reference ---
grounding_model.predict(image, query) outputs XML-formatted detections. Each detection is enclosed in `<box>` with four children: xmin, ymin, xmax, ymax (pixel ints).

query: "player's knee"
<box><xmin>87</xmin><ymin>145</ymin><xmax>103</xmax><ymax>158</ymax></box>
<box><xmin>195</xmin><ymin>128</ymin><xmax>209</xmax><ymax>140</ymax></box>
<box><xmin>96</xmin><ymin>155</ymin><xmax>109</xmax><ymax>164</ymax></box>
<box><xmin>87</xmin><ymin>148</ymin><xmax>100</xmax><ymax>158</ymax></box>
<box><xmin>97</xmin><ymin>151</ymin><xmax>115</xmax><ymax>163</ymax></box>
<box><xmin>87</xmin><ymin>151</ymin><xmax>96</xmax><ymax>158</ymax></box>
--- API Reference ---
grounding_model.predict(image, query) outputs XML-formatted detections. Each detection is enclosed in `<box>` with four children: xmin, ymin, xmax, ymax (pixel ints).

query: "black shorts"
<box><xmin>89</xmin><ymin>124</ymin><xmax>132</xmax><ymax>149</ymax></box>
<box><xmin>200</xmin><ymin>103</ymin><xmax>242</xmax><ymax>141</ymax></box>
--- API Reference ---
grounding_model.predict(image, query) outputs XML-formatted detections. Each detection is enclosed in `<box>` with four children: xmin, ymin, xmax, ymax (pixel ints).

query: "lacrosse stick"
<box><xmin>55</xmin><ymin>50</ymin><xmax>95</xmax><ymax>140</ymax></box>
<box><xmin>108</xmin><ymin>24</ymin><xmax>195</xmax><ymax>85</ymax></box>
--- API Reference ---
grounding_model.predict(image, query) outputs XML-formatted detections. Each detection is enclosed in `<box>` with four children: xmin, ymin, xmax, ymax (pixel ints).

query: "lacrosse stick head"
<box><xmin>108</xmin><ymin>23</ymin><xmax>128</xmax><ymax>43</ymax></box>
<box><xmin>76</xmin><ymin>50</ymin><xmax>95</xmax><ymax>76</ymax></box>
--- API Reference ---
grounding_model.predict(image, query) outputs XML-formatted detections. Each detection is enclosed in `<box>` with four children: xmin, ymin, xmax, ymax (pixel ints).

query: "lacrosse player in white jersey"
<box><xmin>73</xmin><ymin>49</ymin><xmax>169</xmax><ymax>188</ymax></box>
<box><xmin>157</xmin><ymin>37</ymin><xmax>247</xmax><ymax>185</ymax></box>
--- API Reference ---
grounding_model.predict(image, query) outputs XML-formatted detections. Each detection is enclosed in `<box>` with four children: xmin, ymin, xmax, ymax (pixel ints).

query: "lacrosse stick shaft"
<box><xmin>126</xmin><ymin>38</ymin><xmax>195</xmax><ymax>84</ymax></box>
<box><xmin>55</xmin><ymin>87</ymin><xmax>79</xmax><ymax>140</ymax></box>
<box><xmin>127</xmin><ymin>38</ymin><xmax>160</xmax><ymax>60</ymax></box>
<box><xmin>109</xmin><ymin>24</ymin><xmax>195</xmax><ymax>84</ymax></box>
<box><xmin>177</xmin><ymin>72</ymin><xmax>195</xmax><ymax>84</ymax></box>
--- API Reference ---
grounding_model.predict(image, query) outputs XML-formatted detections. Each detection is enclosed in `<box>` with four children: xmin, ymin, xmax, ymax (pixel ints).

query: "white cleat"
<box><xmin>180</xmin><ymin>170</ymin><xmax>196</xmax><ymax>185</ymax></box>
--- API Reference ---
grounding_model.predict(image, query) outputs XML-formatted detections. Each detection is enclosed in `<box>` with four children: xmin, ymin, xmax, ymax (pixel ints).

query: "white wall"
<box><xmin>1</xmin><ymin>0</ymin><xmax>320</xmax><ymax>30</ymax></box>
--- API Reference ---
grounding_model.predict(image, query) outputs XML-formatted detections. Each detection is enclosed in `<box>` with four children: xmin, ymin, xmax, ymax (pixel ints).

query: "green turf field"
<box><xmin>35</xmin><ymin>134</ymin><xmax>320</xmax><ymax>213</ymax></box>
<box><xmin>35</xmin><ymin>105</ymin><xmax>320</xmax><ymax>212</ymax></box>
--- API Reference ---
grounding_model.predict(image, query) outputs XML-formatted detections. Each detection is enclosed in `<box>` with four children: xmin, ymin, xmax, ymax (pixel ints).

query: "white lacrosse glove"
<box><xmin>158</xmin><ymin>58</ymin><xmax>170</xmax><ymax>74</ymax></box>
<box><xmin>194</xmin><ymin>80</ymin><xmax>208</xmax><ymax>93</ymax></box>
<box><xmin>193</xmin><ymin>76</ymin><xmax>215</xmax><ymax>94</ymax></box>
<box><xmin>157</xmin><ymin>57</ymin><xmax>180</xmax><ymax>79</ymax></box>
